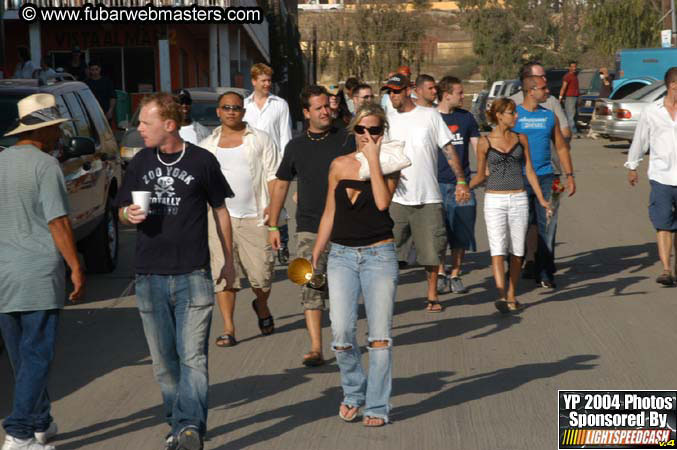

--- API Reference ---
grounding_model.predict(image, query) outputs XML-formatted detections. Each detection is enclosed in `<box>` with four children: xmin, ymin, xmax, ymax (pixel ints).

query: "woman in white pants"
<box><xmin>469</xmin><ymin>98</ymin><xmax>550</xmax><ymax>313</ymax></box>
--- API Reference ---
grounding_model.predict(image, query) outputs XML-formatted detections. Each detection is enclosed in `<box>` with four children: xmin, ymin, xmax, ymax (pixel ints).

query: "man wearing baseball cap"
<box><xmin>382</xmin><ymin>74</ymin><xmax>470</xmax><ymax>313</ymax></box>
<box><xmin>176</xmin><ymin>89</ymin><xmax>210</xmax><ymax>146</ymax></box>
<box><xmin>0</xmin><ymin>93</ymin><xmax>85</xmax><ymax>450</ymax></box>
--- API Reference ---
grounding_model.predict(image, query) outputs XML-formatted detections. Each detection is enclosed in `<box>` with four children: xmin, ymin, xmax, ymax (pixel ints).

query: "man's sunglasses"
<box><xmin>219</xmin><ymin>105</ymin><xmax>244</xmax><ymax>112</ymax></box>
<box><xmin>178</xmin><ymin>98</ymin><xmax>192</xmax><ymax>106</ymax></box>
<box><xmin>354</xmin><ymin>125</ymin><xmax>384</xmax><ymax>135</ymax></box>
<box><xmin>386</xmin><ymin>88</ymin><xmax>404</xmax><ymax>95</ymax></box>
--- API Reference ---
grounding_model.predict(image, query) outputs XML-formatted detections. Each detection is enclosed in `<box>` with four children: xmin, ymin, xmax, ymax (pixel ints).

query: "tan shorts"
<box><xmin>296</xmin><ymin>231</ymin><xmax>329</xmax><ymax>311</ymax></box>
<box><xmin>208</xmin><ymin>214</ymin><xmax>274</xmax><ymax>292</ymax></box>
<box><xmin>390</xmin><ymin>202</ymin><xmax>446</xmax><ymax>266</ymax></box>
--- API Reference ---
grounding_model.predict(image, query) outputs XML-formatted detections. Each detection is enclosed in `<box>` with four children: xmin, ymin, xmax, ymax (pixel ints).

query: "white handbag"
<box><xmin>355</xmin><ymin>139</ymin><xmax>411</xmax><ymax>180</ymax></box>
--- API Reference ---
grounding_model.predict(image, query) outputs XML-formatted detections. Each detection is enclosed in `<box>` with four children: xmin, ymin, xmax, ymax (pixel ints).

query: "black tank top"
<box><xmin>330</xmin><ymin>179</ymin><xmax>394</xmax><ymax>247</ymax></box>
<box><xmin>485</xmin><ymin>136</ymin><xmax>525</xmax><ymax>191</ymax></box>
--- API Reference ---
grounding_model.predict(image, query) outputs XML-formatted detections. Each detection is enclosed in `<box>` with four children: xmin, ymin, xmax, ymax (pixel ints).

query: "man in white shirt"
<box><xmin>414</xmin><ymin>74</ymin><xmax>438</xmax><ymax>108</ymax></box>
<box><xmin>625</xmin><ymin>67</ymin><xmax>677</xmax><ymax>286</ymax></box>
<box><xmin>243</xmin><ymin>63</ymin><xmax>293</xmax><ymax>263</ymax></box>
<box><xmin>201</xmin><ymin>91</ymin><xmax>281</xmax><ymax>346</ymax></box>
<box><xmin>383</xmin><ymin>74</ymin><xmax>470</xmax><ymax>313</ymax></box>
<box><xmin>176</xmin><ymin>90</ymin><xmax>210</xmax><ymax>145</ymax></box>
<box><xmin>14</xmin><ymin>48</ymin><xmax>36</xmax><ymax>79</ymax></box>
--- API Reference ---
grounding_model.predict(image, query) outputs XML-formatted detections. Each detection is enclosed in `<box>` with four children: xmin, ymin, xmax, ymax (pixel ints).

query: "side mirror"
<box><xmin>64</xmin><ymin>137</ymin><xmax>95</xmax><ymax>158</ymax></box>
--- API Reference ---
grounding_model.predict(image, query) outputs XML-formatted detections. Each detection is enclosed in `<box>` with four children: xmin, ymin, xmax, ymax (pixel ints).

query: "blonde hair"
<box><xmin>139</xmin><ymin>93</ymin><xmax>182</xmax><ymax>127</ymax></box>
<box><xmin>251</xmin><ymin>63</ymin><xmax>273</xmax><ymax>80</ymax></box>
<box><xmin>487</xmin><ymin>97</ymin><xmax>516</xmax><ymax>125</ymax></box>
<box><xmin>347</xmin><ymin>103</ymin><xmax>389</xmax><ymax>135</ymax></box>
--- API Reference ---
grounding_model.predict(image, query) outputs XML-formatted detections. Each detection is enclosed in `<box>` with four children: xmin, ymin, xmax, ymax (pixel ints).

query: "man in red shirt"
<box><xmin>559</xmin><ymin>61</ymin><xmax>580</xmax><ymax>137</ymax></box>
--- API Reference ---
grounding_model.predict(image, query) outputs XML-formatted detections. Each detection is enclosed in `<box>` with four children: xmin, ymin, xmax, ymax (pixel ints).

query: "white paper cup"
<box><xmin>132</xmin><ymin>191</ymin><xmax>152</xmax><ymax>214</ymax></box>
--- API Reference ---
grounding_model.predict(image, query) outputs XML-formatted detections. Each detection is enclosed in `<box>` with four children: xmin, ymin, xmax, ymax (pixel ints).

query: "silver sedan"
<box><xmin>606</xmin><ymin>81</ymin><xmax>667</xmax><ymax>142</ymax></box>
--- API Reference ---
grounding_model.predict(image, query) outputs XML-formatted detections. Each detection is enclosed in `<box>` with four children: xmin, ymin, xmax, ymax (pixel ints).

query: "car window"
<box><xmin>625</xmin><ymin>82</ymin><xmax>665</xmax><ymax>100</ymax></box>
<box><xmin>62</xmin><ymin>92</ymin><xmax>92</xmax><ymax>139</ymax></box>
<box><xmin>55</xmin><ymin>95</ymin><xmax>77</xmax><ymax>140</ymax></box>
<box><xmin>611</xmin><ymin>82</ymin><xmax>649</xmax><ymax>100</ymax></box>
<box><xmin>76</xmin><ymin>89</ymin><xmax>107</xmax><ymax>144</ymax></box>
<box><xmin>0</xmin><ymin>95</ymin><xmax>22</xmax><ymax>148</ymax></box>
<box><xmin>192</xmin><ymin>101</ymin><xmax>219</xmax><ymax>126</ymax></box>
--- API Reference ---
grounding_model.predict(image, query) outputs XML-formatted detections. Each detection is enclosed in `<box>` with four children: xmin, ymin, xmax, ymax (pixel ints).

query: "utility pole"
<box><xmin>672</xmin><ymin>0</ymin><xmax>676</xmax><ymax>46</ymax></box>
<box><xmin>312</xmin><ymin>25</ymin><xmax>317</xmax><ymax>85</ymax></box>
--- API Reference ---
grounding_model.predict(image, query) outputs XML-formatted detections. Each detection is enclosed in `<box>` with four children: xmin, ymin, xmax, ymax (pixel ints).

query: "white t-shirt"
<box><xmin>179</xmin><ymin>125</ymin><xmax>198</xmax><ymax>146</ymax></box>
<box><xmin>216</xmin><ymin>144</ymin><xmax>257</xmax><ymax>218</ymax></box>
<box><xmin>387</xmin><ymin>106</ymin><xmax>453</xmax><ymax>205</ymax></box>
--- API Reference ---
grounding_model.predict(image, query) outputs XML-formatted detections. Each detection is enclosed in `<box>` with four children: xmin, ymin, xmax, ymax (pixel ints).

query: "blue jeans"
<box><xmin>0</xmin><ymin>310</ymin><xmax>59</xmax><ymax>439</ymax></box>
<box><xmin>134</xmin><ymin>269</ymin><xmax>214</xmax><ymax>436</ymax></box>
<box><xmin>525</xmin><ymin>174</ymin><xmax>558</xmax><ymax>281</ymax></box>
<box><xmin>564</xmin><ymin>96</ymin><xmax>578</xmax><ymax>133</ymax></box>
<box><xmin>439</xmin><ymin>183</ymin><xmax>477</xmax><ymax>251</ymax></box>
<box><xmin>327</xmin><ymin>242</ymin><xmax>398</xmax><ymax>421</ymax></box>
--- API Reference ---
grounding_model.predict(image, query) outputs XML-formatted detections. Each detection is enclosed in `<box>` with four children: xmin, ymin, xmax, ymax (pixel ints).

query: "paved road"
<box><xmin>2</xmin><ymin>137</ymin><xmax>674</xmax><ymax>450</ymax></box>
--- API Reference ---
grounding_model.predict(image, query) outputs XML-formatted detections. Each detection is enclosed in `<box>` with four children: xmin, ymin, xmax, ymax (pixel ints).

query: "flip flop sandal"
<box><xmin>215</xmin><ymin>334</ymin><xmax>237</xmax><ymax>347</ymax></box>
<box><xmin>338</xmin><ymin>404</ymin><xmax>360</xmax><ymax>422</ymax></box>
<box><xmin>363</xmin><ymin>416</ymin><xmax>386</xmax><ymax>427</ymax></box>
<box><xmin>494</xmin><ymin>300</ymin><xmax>510</xmax><ymax>314</ymax></box>
<box><xmin>506</xmin><ymin>301</ymin><xmax>524</xmax><ymax>312</ymax></box>
<box><xmin>425</xmin><ymin>300</ymin><xmax>443</xmax><ymax>313</ymax></box>
<box><xmin>302</xmin><ymin>351</ymin><xmax>325</xmax><ymax>367</ymax></box>
<box><xmin>252</xmin><ymin>299</ymin><xmax>275</xmax><ymax>335</ymax></box>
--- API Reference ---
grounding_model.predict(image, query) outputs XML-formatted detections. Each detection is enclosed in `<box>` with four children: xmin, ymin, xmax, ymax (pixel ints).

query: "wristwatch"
<box><xmin>565</xmin><ymin>172</ymin><xmax>574</xmax><ymax>177</ymax></box>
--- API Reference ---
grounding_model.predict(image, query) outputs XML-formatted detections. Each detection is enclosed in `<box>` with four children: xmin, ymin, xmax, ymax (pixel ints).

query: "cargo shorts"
<box><xmin>296</xmin><ymin>231</ymin><xmax>329</xmax><ymax>311</ymax></box>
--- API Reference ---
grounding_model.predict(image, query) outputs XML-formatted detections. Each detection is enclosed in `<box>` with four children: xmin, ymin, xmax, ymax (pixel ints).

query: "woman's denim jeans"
<box><xmin>135</xmin><ymin>268</ymin><xmax>214</xmax><ymax>436</ymax></box>
<box><xmin>327</xmin><ymin>242</ymin><xmax>399</xmax><ymax>421</ymax></box>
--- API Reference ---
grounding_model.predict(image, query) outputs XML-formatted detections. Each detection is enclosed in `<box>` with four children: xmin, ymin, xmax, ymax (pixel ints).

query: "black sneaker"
<box><xmin>522</xmin><ymin>260</ymin><xmax>535</xmax><ymax>279</ymax></box>
<box><xmin>177</xmin><ymin>427</ymin><xmax>202</xmax><ymax>450</ymax></box>
<box><xmin>277</xmin><ymin>246</ymin><xmax>290</xmax><ymax>265</ymax></box>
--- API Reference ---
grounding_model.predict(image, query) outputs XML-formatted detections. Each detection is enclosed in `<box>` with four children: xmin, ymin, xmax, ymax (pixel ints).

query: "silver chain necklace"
<box><xmin>156</xmin><ymin>142</ymin><xmax>186</xmax><ymax>167</ymax></box>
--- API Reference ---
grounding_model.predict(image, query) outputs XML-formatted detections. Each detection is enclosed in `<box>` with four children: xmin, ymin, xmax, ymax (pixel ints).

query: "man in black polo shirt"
<box><xmin>268</xmin><ymin>85</ymin><xmax>355</xmax><ymax>367</ymax></box>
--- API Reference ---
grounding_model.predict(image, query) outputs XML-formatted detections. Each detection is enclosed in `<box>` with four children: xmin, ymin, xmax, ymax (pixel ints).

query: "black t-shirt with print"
<box><xmin>276</xmin><ymin>126</ymin><xmax>355</xmax><ymax>233</ymax></box>
<box><xmin>116</xmin><ymin>143</ymin><xmax>233</xmax><ymax>274</ymax></box>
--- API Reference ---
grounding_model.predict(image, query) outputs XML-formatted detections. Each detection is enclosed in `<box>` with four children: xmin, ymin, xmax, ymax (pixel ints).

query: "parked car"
<box><xmin>574</xmin><ymin>69</ymin><xmax>603</xmax><ymax>129</ymax></box>
<box><xmin>606</xmin><ymin>80</ymin><xmax>666</xmax><ymax>142</ymax></box>
<box><xmin>119</xmin><ymin>87</ymin><xmax>249</xmax><ymax>164</ymax></box>
<box><xmin>485</xmin><ymin>79</ymin><xmax>520</xmax><ymax>115</ymax></box>
<box><xmin>471</xmin><ymin>90</ymin><xmax>489</xmax><ymax>129</ymax></box>
<box><xmin>0</xmin><ymin>78</ymin><xmax>123</xmax><ymax>273</ymax></box>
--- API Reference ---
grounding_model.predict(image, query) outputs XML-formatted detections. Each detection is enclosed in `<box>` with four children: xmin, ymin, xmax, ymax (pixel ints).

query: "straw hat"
<box><xmin>4</xmin><ymin>93</ymin><xmax>71</xmax><ymax>137</ymax></box>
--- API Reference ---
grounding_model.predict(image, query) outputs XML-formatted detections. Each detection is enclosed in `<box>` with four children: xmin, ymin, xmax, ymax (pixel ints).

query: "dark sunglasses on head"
<box><xmin>354</xmin><ymin>125</ymin><xmax>384</xmax><ymax>135</ymax></box>
<box><xmin>220</xmin><ymin>105</ymin><xmax>244</xmax><ymax>112</ymax></box>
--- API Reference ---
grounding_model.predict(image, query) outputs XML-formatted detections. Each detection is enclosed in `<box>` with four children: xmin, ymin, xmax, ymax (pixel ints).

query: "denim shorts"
<box><xmin>439</xmin><ymin>183</ymin><xmax>477</xmax><ymax>251</ymax></box>
<box><xmin>649</xmin><ymin>180</ymin><xmax>677</xmax><ymax>231</ymax></box>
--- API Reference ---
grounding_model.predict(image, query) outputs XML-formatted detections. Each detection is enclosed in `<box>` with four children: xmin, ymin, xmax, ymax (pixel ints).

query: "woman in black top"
<box><xmin>312</xmin><ymin>104</ymin><xmax>399</xmax><ymax>427</ymax></box>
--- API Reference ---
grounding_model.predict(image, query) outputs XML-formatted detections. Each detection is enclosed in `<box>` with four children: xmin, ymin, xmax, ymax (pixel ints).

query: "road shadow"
<box><xmin>392</xmin><ymin>354</ymin><xmax>599</xmax><ymax>421</ymax></box>
<box><xmin>0</xmin><ymin>307</ymin><xmax>150</xmax><ymax>419</ymax></box>
<box><xmin>208</xmin><ymin>371</ymin><xmax>457</xmax><ymax>450</ymax></box>
<box><xmin>603</xmin><ymin>142</ymin><xmax>630</xmax><ymax>150</ymax></box>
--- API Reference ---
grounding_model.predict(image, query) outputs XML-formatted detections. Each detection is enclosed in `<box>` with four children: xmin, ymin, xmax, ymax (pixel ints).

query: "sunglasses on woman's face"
<box><xmin>354</xmin><ymin>125</ymin><xmax>384</xmax><ymax>135</ymax></box>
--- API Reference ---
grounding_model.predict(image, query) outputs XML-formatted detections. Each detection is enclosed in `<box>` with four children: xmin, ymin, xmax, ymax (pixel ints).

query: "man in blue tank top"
<box><xmin>512</xmin><ymin>76</ymin><xmax>576</xmax><ymax>288</ymax></box>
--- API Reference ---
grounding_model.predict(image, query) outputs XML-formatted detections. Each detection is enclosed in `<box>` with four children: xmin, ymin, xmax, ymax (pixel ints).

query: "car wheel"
<box><xmin>82</xmin><ymin>195</ymin><xmax>119</xmax><ymax>273</ymax></box>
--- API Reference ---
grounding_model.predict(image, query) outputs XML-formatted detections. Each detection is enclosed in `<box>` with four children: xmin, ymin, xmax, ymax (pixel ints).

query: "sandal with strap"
<box><xmin>363</xmin><ymin>416</ymin><xmax>386</xmax><ymax>427</ymax></box>
<box><xmin>338</xmin><ymin>404</ymin><xmax>360</xmax><ymax>422</ymax></box>
<box><xmin>495</xmin><ymin>300</ymin><xmax>523</xmax><ymax>314</ymax></box>
<box><xmin>251</xmin><ymin>299</ymin><xmax>275</xmax><ymax>335</ymax></box>
<box><xmin>302</xmin><ymin>351</ymin><xmax>325</xmax><ymax>367</ymax></box>
<box><xmin>215</xmin><ymin>334</ymin><xmax>237</xmax><ymax>347</ymax></box>
<box><xmin>425</xmin><ymin>300</ymin><xmax>443</xmax><ymax>313</ymax></box>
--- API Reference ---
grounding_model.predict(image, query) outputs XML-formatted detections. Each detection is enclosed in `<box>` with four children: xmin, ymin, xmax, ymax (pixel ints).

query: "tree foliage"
<box><xmin>307</xmin><ymin>4</ymin><xmax>428</xmax><ymax>85</ymax></box>
<box><xmin>585</xmin><ymin>0</ymin><xmax>660</xmax><ymax>56</ymax></box>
